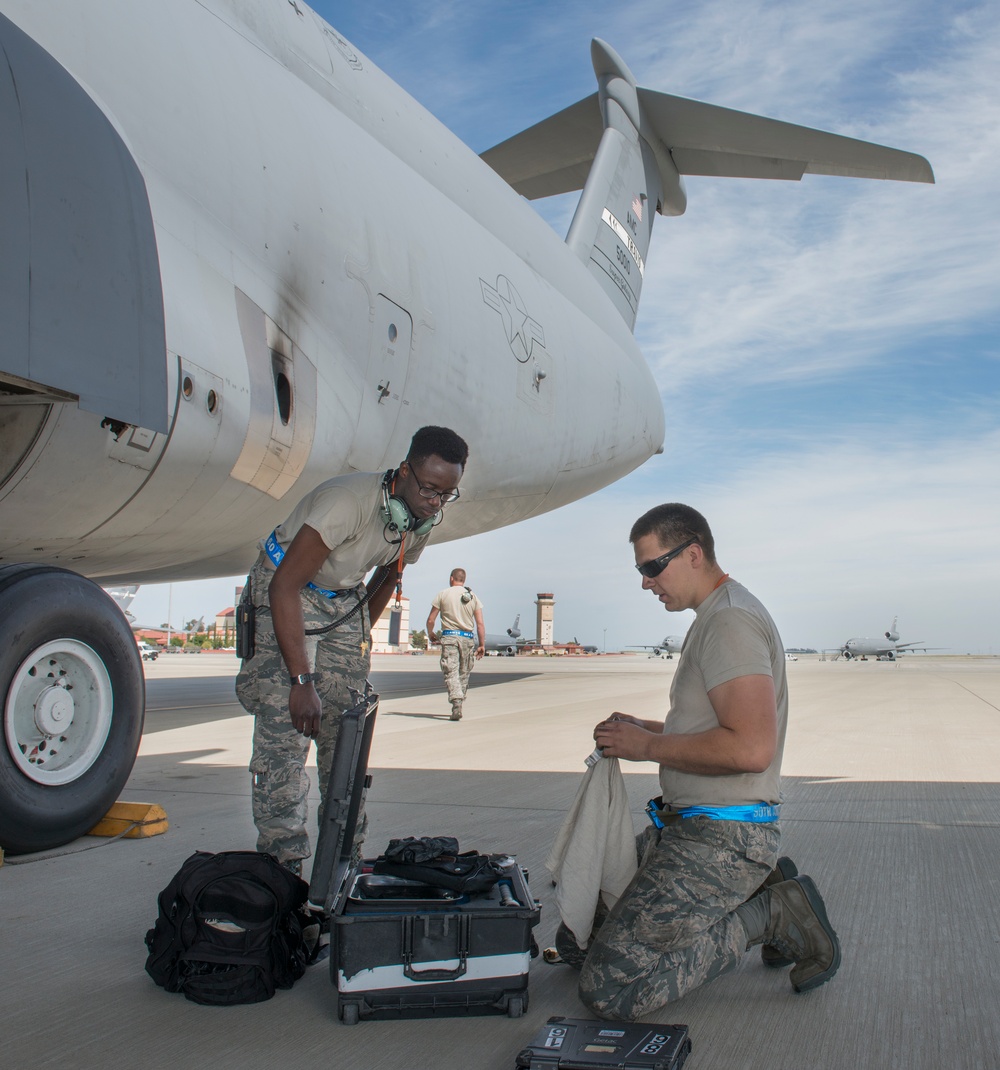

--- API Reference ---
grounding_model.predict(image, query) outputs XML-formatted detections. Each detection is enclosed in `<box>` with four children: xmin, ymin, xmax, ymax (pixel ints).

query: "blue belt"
<box><xmin>647</xmin><ymin>798</ymin><xmax>779</xmax><ymax>826</ymax></box>
<box><xmin>264</xmin><ymin>531</ymin><xmax>348</xmax><ymax>600</ymax></box>
<box><xmin>441</xmin><ymin>629</ymin><xmax>474</xmax><ymax>639</ymax></box>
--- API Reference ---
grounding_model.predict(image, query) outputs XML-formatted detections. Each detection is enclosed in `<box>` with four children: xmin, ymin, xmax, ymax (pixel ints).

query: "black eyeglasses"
<box><xmin>407</xmin><ymin>464</ymin><xmax>460</xmax><ymax>503</ymax></box>
<box><xmin>635</xmin><ymin>537</ymin><xmax>697</xmax><ymax>579</ymax></box>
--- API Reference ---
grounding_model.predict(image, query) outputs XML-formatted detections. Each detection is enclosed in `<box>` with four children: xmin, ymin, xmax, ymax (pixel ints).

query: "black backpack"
<box><xmin>144</xmin><ymin>850</ymin><xmax>311</xmax><ymax>1005</ymax></box>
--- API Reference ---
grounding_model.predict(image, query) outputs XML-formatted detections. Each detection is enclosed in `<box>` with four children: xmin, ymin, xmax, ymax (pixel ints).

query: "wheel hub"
<box><xmin>5</xmin><ymin>639</ymin><xmax>113</xmax><ymax>785</ymax></box>
<box><xmin>33</xmin><ymin>682</ymin><xmax>75</xmax><ymax>737</ymax></box>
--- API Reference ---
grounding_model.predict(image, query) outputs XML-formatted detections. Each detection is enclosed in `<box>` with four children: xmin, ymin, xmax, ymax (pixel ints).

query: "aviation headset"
<box><xmin>381</xmin><ymin>468</ymin><xmax>440</xmax><ymax>540</ymax></box>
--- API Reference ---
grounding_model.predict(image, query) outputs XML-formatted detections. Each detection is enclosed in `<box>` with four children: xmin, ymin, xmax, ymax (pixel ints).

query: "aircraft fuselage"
<box><xmin>0</xmin><ymin>0</ymin><xmax>663</xmax><ymax>585</ymax></box>
<box><xmin>843</xmin><ymin>638</ymin><xmax>900</xmax><ymax>660</ymax></box>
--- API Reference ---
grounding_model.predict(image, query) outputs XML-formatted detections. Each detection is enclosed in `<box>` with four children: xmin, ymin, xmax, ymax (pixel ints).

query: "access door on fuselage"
<box><xmin>347</xmin><ymin>294</ymin><xmax>413</xmax><ymax>471</ymax></box>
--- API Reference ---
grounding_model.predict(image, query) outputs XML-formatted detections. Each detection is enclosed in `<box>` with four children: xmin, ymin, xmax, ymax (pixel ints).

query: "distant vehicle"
<box><xmin>136</xmin><ymin>641</ymin><xmax>159</xmax><ymax>661</ymax></box>
<box><xmin>484</xmin><ymin>615</ymin><xmax>527</xmax><ymax>656</ymax></box>
<box><xmin>572</xmin><ymin>637</ymin><xmax>600</xmax><ymax>654</ymax></box>
<box><xmin>833</xmin><ymin>618</ymin><xmax>937</xmax><ymax>661</ymax></box>
<box><xmin>630</xmin><ymin>635</ymin><xmax>685</xmax><ymax>659</ymax></box>
<box><xmin>785</xmin><ymin>653</ymin><xmax>798</xmax><ymax>662</ymax></box>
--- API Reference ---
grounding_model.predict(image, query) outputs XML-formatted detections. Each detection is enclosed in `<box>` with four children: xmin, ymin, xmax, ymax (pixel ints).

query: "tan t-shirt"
<box><xmin>265</xmin><ymin>470</ymin><xmax>431</xmax><ymax>590</ymax></box>
<box><xmin>659</xmin><ymin>579</ymin><xmax>787</xmax><ymax>808</ymax></box>
<box><xmin>432</xmin><ymin>586</ymin><xmax>483</xmax><ymax>633</ymax></box>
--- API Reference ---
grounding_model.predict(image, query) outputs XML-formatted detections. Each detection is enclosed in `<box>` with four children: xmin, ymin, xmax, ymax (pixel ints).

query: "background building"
<box><xmin>371</xmin><ymin>595</ymin><xmax>412</xmax><ymax>653</ymax></box>
<box><xmin>535</xmin><ymin>592</ymin><xmax>555</xmax><ymax>648</ymax></box>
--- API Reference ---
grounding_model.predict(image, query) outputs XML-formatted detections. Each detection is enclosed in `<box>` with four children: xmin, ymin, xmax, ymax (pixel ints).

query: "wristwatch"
<box><xmin>289</xmin><ymin>672</ymin><xmax>321</xmax><ymax>686</ymax></box>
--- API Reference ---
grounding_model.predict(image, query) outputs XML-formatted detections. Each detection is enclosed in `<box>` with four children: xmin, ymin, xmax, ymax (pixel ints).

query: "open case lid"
<box><xmin>307</xmin><ymin>683</ymin><xmax>379</xmax><ymax>913</ymax></box>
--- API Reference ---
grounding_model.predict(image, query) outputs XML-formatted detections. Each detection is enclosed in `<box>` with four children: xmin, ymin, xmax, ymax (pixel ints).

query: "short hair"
<box><xmin>450</xmin><ymin>568</ymin><xmax>467</xmax><ymax>583</ymax></box>
<box><xmin>407</xmin><ymin>426</ymin><xmax>469</xmax><ymax>468</ymax></box>
<box><xmin>629</xmin><ymin>503</ymin><xmax>717</xmax><ymax>565</ymax></box>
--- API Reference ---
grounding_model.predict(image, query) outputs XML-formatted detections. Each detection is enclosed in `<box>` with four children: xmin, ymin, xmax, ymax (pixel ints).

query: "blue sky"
<box><xmin>130</xmin><ymin>0</ymin><xmax>1000</xmax><ymax>654</ymax></box>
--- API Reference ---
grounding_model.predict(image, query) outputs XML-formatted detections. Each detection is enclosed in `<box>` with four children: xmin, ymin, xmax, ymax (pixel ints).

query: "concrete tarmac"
<box><xmin>3</xmin><ymin>653</ymin><xmax>1000</xmax><ymax>1069</ymax></box>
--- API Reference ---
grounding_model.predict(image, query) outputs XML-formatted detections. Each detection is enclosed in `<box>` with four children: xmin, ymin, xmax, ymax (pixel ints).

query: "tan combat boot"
<box><xmin>758</xmin><ymin>856</ymin><xmax>798</xmax><ymax>968</ymax></box>
<box><xmin>764</xmin><ymin>875</ymin><xmax>842</xmax><ymax>992</ymax></box>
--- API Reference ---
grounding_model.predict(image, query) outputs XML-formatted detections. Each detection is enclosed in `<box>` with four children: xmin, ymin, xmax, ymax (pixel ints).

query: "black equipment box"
<box><xmin>515</xmin><ymin>1017</ymin><xmax>691</xmax><ymax>1070</ymax></box>
<box><xmin>309</xmin><ymin>686</ymin><xmax>541</xmax><ymax>1025</ymax></box>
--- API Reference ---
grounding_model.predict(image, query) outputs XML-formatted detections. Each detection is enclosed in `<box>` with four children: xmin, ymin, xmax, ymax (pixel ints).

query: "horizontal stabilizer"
<box><xmin>482</xmin><ymin>87</ymin><xmax>934</xmax><ymax>200</ymax></box>
<box><xmin>639</xmin><ymin>90</ymin><xmax>935</xmax><ymax>184</ymax></box>
<box><xmin>482</xmin><ymin>94</ymin><xmax>602</xmax><ymax>200</ymax></box>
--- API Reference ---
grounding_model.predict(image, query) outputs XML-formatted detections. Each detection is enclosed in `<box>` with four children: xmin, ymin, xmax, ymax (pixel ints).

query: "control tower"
<box><xmin>535</xmin><ymin>592</ymin><xmax>555</xmax><ymax>647</ymax></box>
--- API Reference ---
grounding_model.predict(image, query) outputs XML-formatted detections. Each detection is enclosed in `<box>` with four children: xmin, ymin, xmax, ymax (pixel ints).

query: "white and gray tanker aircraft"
<box><xmin>484</xmin><ymin>616</ymin><xmax>526</xmax><ymax>656</ymax></box>
<box><xmin>631</xmin><ymin>636</ymin><xmax>687</xmax><ymax>659</ymax></box>
<box><xmin>0</xmin><ymin>0</ymin><xmax>933</xmax><ymax>853</ymax></box>
<box><xmin>835</xmin><ymin>618</ymin><xmax>933</xmax><ymax>661</ymax></box>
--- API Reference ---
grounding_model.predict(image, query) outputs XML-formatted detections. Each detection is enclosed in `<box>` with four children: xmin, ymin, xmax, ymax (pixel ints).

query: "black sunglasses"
<box><xmin>635</xmin><ymin>537</ymin><xmax>697</xmax><ymax>579</ymax></box>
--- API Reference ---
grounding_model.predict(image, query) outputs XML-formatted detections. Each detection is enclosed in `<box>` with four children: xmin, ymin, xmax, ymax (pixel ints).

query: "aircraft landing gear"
<box><xmin>0</xmin><ymin>565</ymin><xmax>144</xmax><ymax>854</ymax></box>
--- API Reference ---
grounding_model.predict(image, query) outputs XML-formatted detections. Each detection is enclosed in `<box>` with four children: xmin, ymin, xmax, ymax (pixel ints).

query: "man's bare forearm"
<box><xmin>269</xmin><ymin>574</ymin><xmax>311</xmax><ymax>677</ymax></box>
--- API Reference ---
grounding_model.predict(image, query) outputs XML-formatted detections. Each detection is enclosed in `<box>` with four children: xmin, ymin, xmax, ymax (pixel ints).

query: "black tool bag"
<box><xmin>371</xmin><ymin>836</ymin><xmax>506</xmax><ymax>895</ymax></box>
<box><xmin>144</xmin><ymin>850</ymin><xmax>310</xmax><ymax>1005</ymax></box>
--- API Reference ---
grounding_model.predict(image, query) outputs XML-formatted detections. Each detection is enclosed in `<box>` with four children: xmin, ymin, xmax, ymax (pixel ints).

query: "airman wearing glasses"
<box><xmin>236</xmin><ymin>426</ymin><xmax>469</xmax><ymax>877</ymax></box>
<box><xmin>558</xmin><ymin>502</ymin><xmax>840</xmax><ymax>1019</ymax></box>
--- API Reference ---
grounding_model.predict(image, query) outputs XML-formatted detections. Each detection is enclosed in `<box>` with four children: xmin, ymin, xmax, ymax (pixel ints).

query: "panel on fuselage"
<box><xmin>348</xmin><ymin>295</ymin><xmax>413</xmax><ymax>471</ymax></box>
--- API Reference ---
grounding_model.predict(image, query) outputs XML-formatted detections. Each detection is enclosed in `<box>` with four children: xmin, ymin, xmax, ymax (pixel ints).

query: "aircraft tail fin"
<box><xmin>481</xmin><ymin>38</ymin><xmax>934</xmax><ymax>330</ymax></box>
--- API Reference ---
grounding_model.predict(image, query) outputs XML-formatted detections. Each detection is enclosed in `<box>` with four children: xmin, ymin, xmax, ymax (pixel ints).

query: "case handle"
<box><xmin>403</xmin><ymin>958</ymin><xmax>467</xmax><ymax>982</ymax></box>
<box><xmin>401</xmin><ymin>914</ymin><xmax>470</xmax><ymax>982</ymax></box>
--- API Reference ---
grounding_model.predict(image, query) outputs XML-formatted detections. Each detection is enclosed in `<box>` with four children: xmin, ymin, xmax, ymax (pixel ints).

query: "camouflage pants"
<box><xmin>579</xmin><ymin>816</ymin><xmax>779</xmax><ymax>1019</ymax></box>
<box><xmin>439</xmin><ymin>635</ymin><xmax>475</xmax><ymax>703</ymax></box>
<box><xmin>235</xmin><ymin>554</ymin><xmax>370</xmax><ymax>871</ymax></box>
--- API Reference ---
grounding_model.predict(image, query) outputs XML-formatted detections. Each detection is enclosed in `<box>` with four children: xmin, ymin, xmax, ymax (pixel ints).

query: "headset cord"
<box><xmin>303</xmin><ymin>564</ymin><xmax>393</xmax><ymax>636</ymax></box>
<box><xmin>304</xmin><ymin>513</ymin><xmax>410</xmax><ymax>637</ymax></box>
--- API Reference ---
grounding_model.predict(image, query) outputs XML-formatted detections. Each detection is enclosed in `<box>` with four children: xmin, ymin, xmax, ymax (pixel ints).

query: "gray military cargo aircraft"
<box><xmin>0</xmin><ymin>0</ymin><xmax>932</xmax><ymax>853</ymax></box>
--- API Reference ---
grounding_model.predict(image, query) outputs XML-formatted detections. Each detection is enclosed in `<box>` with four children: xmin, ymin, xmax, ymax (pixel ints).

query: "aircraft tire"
<box><xmin>0</xmin><ymin>565</ymin><xmax>144</xmax><ymax>854</ymax></box>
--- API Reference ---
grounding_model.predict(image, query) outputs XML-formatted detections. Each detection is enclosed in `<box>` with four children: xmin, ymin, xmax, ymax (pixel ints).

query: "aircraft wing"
<box><xmin>482</xmin><ymin>88</ymin><xmax>934</xmax><ymax>200</ymax></box>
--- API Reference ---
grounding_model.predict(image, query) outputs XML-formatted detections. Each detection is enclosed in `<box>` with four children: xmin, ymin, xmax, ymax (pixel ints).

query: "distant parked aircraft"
<box><xmin>630</xmin><ymin>635</ymin><xmax>685</xmax><ymax>659</ymax></box>
<box><xmin>833</xmin><ymin>618</ymin><xmax>937</xmax><ymax>661</ymax></box>
<box><xmin>485</xmin><ymin>615</ymin><xmax>526</xmax><ymax>655</ymax></box>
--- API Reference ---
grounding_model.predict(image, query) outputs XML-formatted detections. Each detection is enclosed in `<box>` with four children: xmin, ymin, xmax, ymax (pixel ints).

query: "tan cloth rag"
<box><xmin>545</xmin><ymin>756</ymin><xmax>638</xmax><ymax>947</ymax></box>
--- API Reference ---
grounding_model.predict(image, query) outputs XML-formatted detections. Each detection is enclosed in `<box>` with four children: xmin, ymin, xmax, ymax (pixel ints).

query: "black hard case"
<box><xmin>515</xmin><ymin>1017</ymin><xmax>691</xmax><ymax>1070</ymax></box>
<box><xmin>309</xmin><ymin>687</ymin><xmax>541</xmax><ymax>1025</ymax></box>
